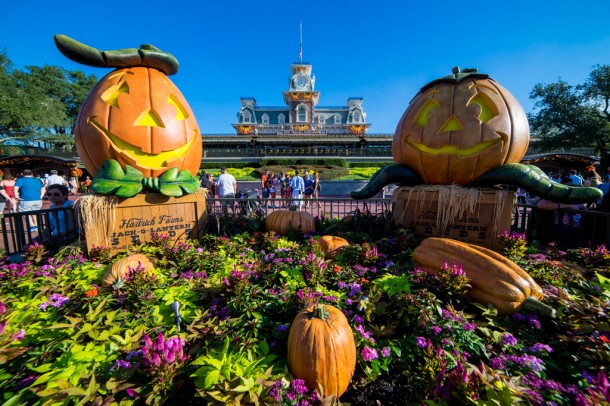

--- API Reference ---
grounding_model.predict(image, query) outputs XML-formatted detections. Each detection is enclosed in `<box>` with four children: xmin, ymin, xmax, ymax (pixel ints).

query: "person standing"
<box><xmin>216</xmin><ymin>167</ymin><xmax>237</xmax><ymax>213</ymax></box>
<box><xmin>303</xmin><ymin>170</ymin><xmax>314</xmax><ymax>208</ymax></box>
<box><xmin>1</xmin><ymin>175</ymin><xmax>17</xmax><ymax>212</ymax></box>
<box><xmin>14</xmin><ymin>169</ymin><xmax>45</xmax><ymax>232</ymax></box>
<box><xmin>312</xmin><ymin>172</ymin><xmax>321</xmax><ymax>208</ymax></box>
<box><xmin>46</xmin><ymin>170</ymin><xmax>68</xmax><ymax>187</ymax></box>
<box><xmin>289</xmin><ymin>169</ymin><xmax>305</xmax><ymax>211</ymax></box>
<box><xmin>205</xmin><ymin>173</ymin><xmax>218</xmax><ymax>212</ymax></box>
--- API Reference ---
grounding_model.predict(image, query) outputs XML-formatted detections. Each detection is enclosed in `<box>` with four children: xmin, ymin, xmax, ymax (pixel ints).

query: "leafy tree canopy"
<box><xmin>529</xmin><ymin>64</ymin><xmax>610</xmax><ymax>169</ymax></box>
<box><xmin>0</xmin><ymin>48</ymin><xmax>98</xmax><ymax>151</ymax></box>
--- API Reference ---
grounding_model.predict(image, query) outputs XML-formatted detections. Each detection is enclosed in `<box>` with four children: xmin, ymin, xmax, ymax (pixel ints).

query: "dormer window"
<box><xmin>241</xmin><ymin>110</ymin><xmax>252</xmax><ymax>123</ymax></box>
<box><xmin>334</xmin><ymin>114</ymin><xmax>341</xmax><ymax>124</ymax></box>
<box><xmin>262</xmin><ymin>113</ymin><xmax>269</xmax><ymax>125</ymax></box>
<box><xmin>318</xmin><ymin>115</ymin><xmax>325</xmax><ymax>124</ymax></box>
<box><xmin>278</xmin><ymin>113</ymin><xmax>286</xmax><ymax>124</ymax></box>
<box><xmin>350</xmin><ymin>110</ymin><xmax>362</xmax><ymax>123</ymax></box>
<box><xmin>297</xmin><ymin>105</ymin><xmax>308</xmax><ymax>122</ymax></box>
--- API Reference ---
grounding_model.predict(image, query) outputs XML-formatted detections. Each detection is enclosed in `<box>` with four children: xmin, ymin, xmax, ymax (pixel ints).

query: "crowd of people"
<box><xmin>0</xmin><ymin>169</ymin><xmax>83</xmax><ymax>233</ymax></box>
<box><xmin>200</xmin><ymin>168</ymin><xmax>322</xmax><ymax>213</ymax></box>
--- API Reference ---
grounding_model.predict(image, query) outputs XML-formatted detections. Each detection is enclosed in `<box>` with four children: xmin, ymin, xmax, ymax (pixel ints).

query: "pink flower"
<box><xmin>381</xmin><ymin>347</ymin><xmax>391</xmax><ymax>358</ymax></box>
<box><xmin>361</xmin><ymin>346</ymin><xmax>378</xmax><ymax>361</ymax></box>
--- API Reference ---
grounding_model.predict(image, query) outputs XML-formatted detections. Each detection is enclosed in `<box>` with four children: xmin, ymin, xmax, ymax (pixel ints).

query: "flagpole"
<box><xmin>299</xmin><ymin>21</ymin><xmax>303</xmax><ymax>63</ymax></box>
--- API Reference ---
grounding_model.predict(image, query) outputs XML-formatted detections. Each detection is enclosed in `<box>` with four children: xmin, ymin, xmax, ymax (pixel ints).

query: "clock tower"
<box><xmin>283</xmin><ymin>63</ymin><xmax>320</xmax><ymax>127</ymax></box>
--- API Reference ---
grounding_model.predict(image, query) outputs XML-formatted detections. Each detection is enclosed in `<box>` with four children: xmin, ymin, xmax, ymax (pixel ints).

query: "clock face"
<box><xmin>296</xmin><ymin>75</ymin><xmax>308</xmax><ymax>89</ymax></box>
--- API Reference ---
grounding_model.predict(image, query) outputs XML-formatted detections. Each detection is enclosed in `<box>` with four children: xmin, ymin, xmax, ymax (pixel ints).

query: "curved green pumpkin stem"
<box><xmin>54</xmin><ymin>34</ymin><xmax>179</xmax><ymax>75</ymax></box>
<box><xmin>350</xmin><ymin>164</ymin><xmax>423</xmax><ymax>200</ymax></box>
<box><xmin>311</xmin><ymin>305</ymin><xmax>330</xmax><ymax>321</ymax></box>
<box><xmin>521</xmin><ymin>297</ymin><xmax>556</xmax><ymax>318</ymax></box>
<box><xmin>471</xmin><ymin>163</ymin><xmax>603</xmax><ymax>204</ymax></box>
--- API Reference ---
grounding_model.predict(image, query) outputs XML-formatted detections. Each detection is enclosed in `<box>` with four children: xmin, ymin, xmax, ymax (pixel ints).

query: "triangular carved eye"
<box><xmin>168</xmin><ymin>94</ymin><xmax>189</xmax><ymax>120</ymax></box>
<box><xmin>414</xmin><ymin>100</ymin><xmax>439</xmax><ymax>128</ymax></box>
<box><xmin>101</xmin><ymin>80</ymin><xmax>129</xmax><ymax>108</ymax></box>
<box><xmin>468</xmin><ymin>92</ymin><xmax>499</xmax><ymax>123</ymax></box>
<box><xmin>135</xmin><ymin>109</ymin><xmax>165</xmax><ymax>127</ymax></box>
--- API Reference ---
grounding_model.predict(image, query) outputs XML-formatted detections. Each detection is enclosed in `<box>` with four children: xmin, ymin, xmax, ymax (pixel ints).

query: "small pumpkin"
<box><xmin>316</xmin><ymin>235</ymin><xmax>349</xmax><ymax>258</ymax></box>
<box><xmin>69</xmin><ymin>167</ymin><xmax>83</xmax><ymax>177</ymax></box>
<box><xmin>266</xmin><ymin>210</ymin><xmax>315</xmax><ymax>235</ymax></box>
<box><xmin>102</xmin><ymin>254</ymin><xmax>155</xmax><ymax>286</ymax></box>
<box><xmin>287</xmin><ymin>304</ymin><xmax>356</xmax><ymax>398</ymax></box>
<box><xmin>412</xmin><ymin>237</ymin><xmax>546</xmax><ymax>314</ymax></box>
<box><xmin>392</xmin><ymin>67</ymin><xmax>529</xmax><ymax>185</ymax></box>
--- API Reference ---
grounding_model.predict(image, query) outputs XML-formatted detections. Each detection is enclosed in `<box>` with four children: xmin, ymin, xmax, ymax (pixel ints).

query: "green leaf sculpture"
<box><xmin>158</xmin><ymin>168</ymin><xmax>201</xmax><ymax>197</ymax></box>
<box><xmin>91</xmin><ymin>160</ymin><xmax>143</xmax><ymax>198</ymax></box>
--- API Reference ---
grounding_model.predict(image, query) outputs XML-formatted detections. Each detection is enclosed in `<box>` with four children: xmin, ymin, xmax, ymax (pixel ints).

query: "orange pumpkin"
<box><xmin>102</xmin><ymin>254</ymin><xmax>155</xmax><ymax>286</ymax></box>
<box><xmin>287</xmin><ymin>305</ymin><xmax>356</xmax><ymax>398</ymax></box>
<box><xmin>69</xmin><ymin>167</ymin><xmax>83</xmax><ymax>177</ymax></box>
<box><xmin>75</xmin><ymin>67</ymin><xmax>202</xmax><ymax>178</ymax></box>
<box><xmin>392</xmin><ymin>67</ymin><xmax>529</xmax><ymax>185</ymax></box>
<box><xmin>266</xmin><ymin>211</ymin><xmax>315</xmax><ymax>235</ymax></box>
<box><xmin>316</xmin><ymin>235</ymin><xmax>349</xmax><ymax>258</ymax></box>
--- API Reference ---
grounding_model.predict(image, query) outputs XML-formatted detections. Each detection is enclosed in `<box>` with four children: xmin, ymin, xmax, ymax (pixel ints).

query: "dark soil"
<box><xmin>341</xmin><ymin>372</ymin><xmax>418</xmax><ymax>405</ymax></box>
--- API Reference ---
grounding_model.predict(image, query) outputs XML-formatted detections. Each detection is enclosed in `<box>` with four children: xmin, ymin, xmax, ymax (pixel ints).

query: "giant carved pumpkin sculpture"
<box><xmin>352</xmin><ymin>67</ymin><xmax>602</xmax><ymax>204</ymax></box>
<box><xmin>392</xmin><ymin>69</ymin><xmax>529</xmax><ymax>185</ymax></box>
<box><xmin>55</xmin><ymin>35</ymin><xmax>201</xmax><ymax>197</ymax></box>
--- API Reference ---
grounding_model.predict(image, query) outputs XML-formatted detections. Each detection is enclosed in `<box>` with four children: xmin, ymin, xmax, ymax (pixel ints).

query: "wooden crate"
<box><xmin>79</xmin><ymin>189</ymin><xmax>207</xmax><ymax>253</ymax></box>
<box><xmin>393</xmin><ymin>186</ymin><xmax>515</xmax><ymax>249</ymax></box>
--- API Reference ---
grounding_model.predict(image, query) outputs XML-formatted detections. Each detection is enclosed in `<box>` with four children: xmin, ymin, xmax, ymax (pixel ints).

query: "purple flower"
<box><xmin>502</xmin><ymin>333</ymin><xmax>518</xmax><ymax>346</ymax></box>
<box><xmin>431</xmin><ymin>326</ymin><xmax>442</xmax><ymax>336</ymax></box>
<box><xmin>381</xmin><ymin>347</ymin><xmax>391</xmax><ymax>358</ymax></box>
<box><xmin>278</xmin><ymin>324</ymin><xmax>288</xmax><ymax>332</ymax></box>
<box><xmin>489</xmin><ymin>357</ymin><xmax>505</xmax><ymax>369</ymax></box>
<box><xmin>125</xmin><ymin>387</ymin><xmax>139</xmax><ymax>398</ymax></box>
<box><xmin>353</xmin><ymin>315</ymin><xmax>364</xmax><ymax>324</ymax></box>
<box><xmin>416</xmin><ymin>337</ymin><xmax>428</xmax><ymax>348</ymax></box>
<box><xmin>361</xmin><ymin>346</ymin><xmax>378</xmax><ymax>361</ymax></box>
<box><xmin>11</xmin><ymin>329</ymin><xmax>25</xmax><ymax>341</ymax></box>
<box><xmin>463</xmin><ymin>322</ymin><xmax>476</xmax><ymax>331</ymax></box>
<box><xmin>529</xmin><ymin>343</ymin><xmax>553</xmax><ymax>353</ymax></box>
<box><xmin>0</xmin><ymin>301</ymin><xmax>5</xmax><ymax>315</ymax></box>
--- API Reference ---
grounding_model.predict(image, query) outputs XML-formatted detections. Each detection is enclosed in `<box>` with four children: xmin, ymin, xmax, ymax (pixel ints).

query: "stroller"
<box><xmin>236</xmin><ymin>189</ymin><xmax>265</xmax><ymax>216</ymax></box>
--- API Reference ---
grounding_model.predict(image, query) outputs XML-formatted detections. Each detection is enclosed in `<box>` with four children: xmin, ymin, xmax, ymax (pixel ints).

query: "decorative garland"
<box><xmin>238</xmin><ymin>125</ymin><xmax>254</xmax><ymax>135</ymax></box>
<box><xmin>349</xmin><ymin>125</ymin><xmax>366</xmax><ymax>134</ymax></box>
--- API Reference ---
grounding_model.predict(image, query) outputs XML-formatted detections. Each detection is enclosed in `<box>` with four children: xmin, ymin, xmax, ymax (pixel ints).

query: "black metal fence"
<box><xmin>3</xmin><ymin>200</ymin><xmax>610</xmax><ymax>258</ymax></box>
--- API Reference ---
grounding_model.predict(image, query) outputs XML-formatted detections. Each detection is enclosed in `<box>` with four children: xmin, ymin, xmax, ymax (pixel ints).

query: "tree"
<box><xmin>0</xmin><ymin>49</ymin><xmax>98</xmax><ymax>151</ymax></box>
<box><xmin>529</xmin><ymin>65</ymin><xmax>610</xmax><ymax>171</ymax></box>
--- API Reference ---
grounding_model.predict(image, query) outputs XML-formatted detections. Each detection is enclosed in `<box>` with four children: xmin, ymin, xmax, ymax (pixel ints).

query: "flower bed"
<box><xmin>0</xmin><ymin>215</ymin><xmax>609</xmax><ymax>405</ymax></box>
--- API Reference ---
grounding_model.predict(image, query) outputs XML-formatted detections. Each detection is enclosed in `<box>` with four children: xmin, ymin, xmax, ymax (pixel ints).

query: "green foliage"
<box><xmin>0</xmin><ymin>49</ymin><xmax>97</xmax><ymax>149</ymax></box>
<box><xmin>91</xmin><ymin>160</ymin><xmax>143</xmax><ymax>197</ymax></box>
<box><xmin>1</xmin><ymin>221</ymin><xmax>610</xmax><ymax>404</ymax></box>
<box><xmin>529</xmin><ymin>64</ymin><xmax>610</xmax><ymax>168</ymax></box>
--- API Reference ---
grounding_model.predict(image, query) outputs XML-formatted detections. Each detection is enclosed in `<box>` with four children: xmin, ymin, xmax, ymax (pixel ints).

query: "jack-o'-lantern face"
<box><xmin>75</xmin><ymin>67</ymin><xmax>202</xmax><ymax>178</ymax></box>
<box><xmin>392</xmin><ymin>70</ymin><xmax>529</xmax><ymax>185</ymax></box>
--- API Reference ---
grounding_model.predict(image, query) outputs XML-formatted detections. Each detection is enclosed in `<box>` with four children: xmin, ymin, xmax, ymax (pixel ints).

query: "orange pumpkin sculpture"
<box><xmin>54</xmin><ymin>34</ymin><xmax>202</xmax><ymax>197</ymax></box>
<box><xmin>75</xmin><ymin>67</ymin><xmax>201</xmax><ymax>178</ymax></box>
<box><xmin>351</xmin><ymin>67</ymin><xmax>602</xmax><ymax>204</ymax></box>
<box><xmin>392</xmin><ymin>67</ymin><xmax>529</xmax><ymax>185</ymax></box>
<box><xmin>287</xmin><ymin>304</ymin><xmax>356</xmax><ymax>398</ymax></box>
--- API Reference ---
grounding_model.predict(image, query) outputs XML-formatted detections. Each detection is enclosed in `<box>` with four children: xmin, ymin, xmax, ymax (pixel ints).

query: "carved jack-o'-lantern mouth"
<box><xmin>87</xmin><ymin>117</ymin><xmax>199</xmax><ymax>169</ymax></box>
<box><xmin>405</xmin><ymin>132</ymin><xmax>507</xmax><ymax>157</ymax></box>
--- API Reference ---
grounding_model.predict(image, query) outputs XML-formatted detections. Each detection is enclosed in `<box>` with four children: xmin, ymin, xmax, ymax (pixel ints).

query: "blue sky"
<box><xmin>2</xmin><ymin>1</ymin><xmax>610</xmax><ymax>135</ymax></box>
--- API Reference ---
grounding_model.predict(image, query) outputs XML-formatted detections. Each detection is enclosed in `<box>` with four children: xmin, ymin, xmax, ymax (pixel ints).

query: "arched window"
<box><xmin>334</xmin><ymin>114</ymin><xmax>341</xmax><ymax>124</ymax></box>
<box><xmin>262</xmin><ymin>113</ymin><xmax>269</xmax><ymax>125</ymax></box>
<box><xmin>241</xmin><ymin>110</ymin><xmax>252</xmax><ymax>123</ymax></box>
<box><xmin>297</xmin><ymin>105</ymin><xmax>307</xmax><ymax>122</ymax></box>
<box><xmin>351</xmin><ymin>110</ymin><xmax>362</xmax><ymax>123</ymax></box>
<box><xmin>278</xmin><ymin>113</ymin><xmax>285</xmax><ymax>124</ymax></box>
<box><xmin>318</xmin><ymin>115</ymin><xmax>325</xmax><ymax>124</ymax></box>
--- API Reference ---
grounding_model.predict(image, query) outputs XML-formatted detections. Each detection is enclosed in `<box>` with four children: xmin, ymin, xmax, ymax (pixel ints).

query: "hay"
<box><xmin>74</xmin><ymin>195</ymin><xmax>120</xmax><ymax>247</ymax></box>
<box><xmin>397</xmin><ymin>185</ymin><xmax>510</xmax><ymax>236</ymax></box>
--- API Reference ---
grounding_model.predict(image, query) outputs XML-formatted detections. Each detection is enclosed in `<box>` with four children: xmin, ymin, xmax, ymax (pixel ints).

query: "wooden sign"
<box><xmin>79</xmin><ymin>189</ymin><xmax>206</xmax><ymax>253</ymax></box>
<box><xmin>393</xmin><ymin>186</ymin><xmax>515</xmax><ymax>249</ymax></box>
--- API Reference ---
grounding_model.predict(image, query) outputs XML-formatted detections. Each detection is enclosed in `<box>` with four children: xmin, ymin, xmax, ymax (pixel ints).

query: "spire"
<box><xmin>299</xmin><ymin>21</ymin><xmax>303</xmax><ymax>63</ymax></box>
